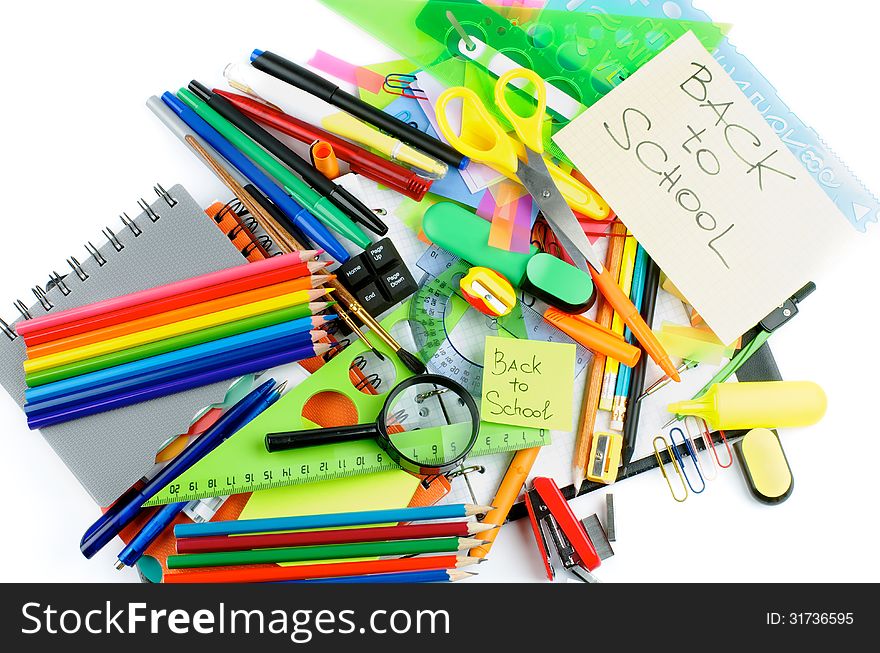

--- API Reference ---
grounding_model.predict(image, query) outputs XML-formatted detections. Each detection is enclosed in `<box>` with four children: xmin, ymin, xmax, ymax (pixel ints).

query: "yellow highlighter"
<box><xmin>23</xmin><ymin>288</ymin><xmax>330</xmax><ymax>373</ymax></box>
<box><xmin>667</xmin><ymin>381</ymin><xmax>827</xmax><ymax>431</ymax></box>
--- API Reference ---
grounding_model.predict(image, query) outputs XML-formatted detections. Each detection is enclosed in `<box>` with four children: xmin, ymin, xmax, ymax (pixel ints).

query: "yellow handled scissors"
<box><xmin>436</xmin><ymin>68</ymin><xmax>680</xmax><ymax>383</ymax></box>
<box><xmin>435</xmin><ymin>68</ymin><xmax>610</xmax><ymax>220</ymax></box>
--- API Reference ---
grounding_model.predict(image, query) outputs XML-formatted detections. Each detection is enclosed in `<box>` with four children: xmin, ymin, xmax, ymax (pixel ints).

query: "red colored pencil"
<box><xmin>26</xmin><ymin>270</ymin><xmax>331</xmax><ymax>357</ymax></box>
<box><xmin>176</xmin><ymin>521</ymin><xmax>495</xmax><ymax>554</ymax></box>
<box><xmin>21</xmin><ymin>255</ymin><xmax>326</xmax><ymax>346</ymax></box>
<box><xmin>164</xmin><ymin>555</ymin><xmax>479</xmax><ymax>584</ymax></box>
<box><xmin>16</xmin><ymin>250</ymin><xmax>323</xmax><ymax>339</ymax></box>
<box><xmin>214</xmin><ymin>90</ymin><xmax>433</xmax><ymax>202</ymax></box>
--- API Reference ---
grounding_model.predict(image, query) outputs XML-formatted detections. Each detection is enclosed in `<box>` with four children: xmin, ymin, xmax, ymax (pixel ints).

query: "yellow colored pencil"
<box><xmin>599</xmin><ymin>230</ymin><xmax>638</xmax><ymax>411</ymax></box>
<box><xmin>24</xmin><ymin>288</ymin><xmax>330</xmax><ymax>373</ymax></box>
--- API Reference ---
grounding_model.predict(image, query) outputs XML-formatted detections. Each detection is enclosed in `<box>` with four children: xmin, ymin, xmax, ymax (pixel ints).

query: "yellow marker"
<box><xmin>322</xmin><ymin>112</ymin><xmax>448</xmax><ymax>179</ymax></box>
<box><xmin>734</xmin><ymin>428</ymin><xmax>793</xmax><ymax>504</ymax></box>
<box><xmin>24</xmin><ymin>288</ymin><xmax>330</xmax><ymax>373</ymax></box>
<box><xmin>586</xmin><ymin>431</ymin><xmax>622</xmax><ymax>484</ymax></box>
<box><xmin>599</xmin><ymin>230</ymin><xmax>638</xmax><ymax>410</ymax></box>
<box><xmin>459</xmin><ymin>267</ymin><xmax>517</xmax><ymax>317</ymax></box>
<box><xmin>667</xmin><ymin>381</ymin><xmax>827</xmax><ymax>431</ymax></box>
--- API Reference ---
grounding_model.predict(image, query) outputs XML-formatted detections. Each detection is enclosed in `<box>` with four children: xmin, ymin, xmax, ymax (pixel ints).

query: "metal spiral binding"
<box><xmin>119</xmin><ymin>212</ymin><xmax>142</xmax><ymax>237</ymax></box>
<box><xmin>47</xmin><ymin>272</ymin><xmax>71</xmax><ymax>296</ymax></box>
<box><xmin>32</xmin><ymin>286</ymin><xmax>53</xmax><ymax>311</ymax></box>
<box><xmin>3</xmin><ymin>184</ymin><xmax>179</xmax><ymax>332</ymax></box>
<box><xmin>154</xmin><ymin>184</ymin><xmax>177</xmax><ymax>208</ymax></box>
<box><xmin>67</xmin><ymin>257</ymin><xmax>88</xmax><ymax>282</ymax></box>
<box><xmin>102</xmin><ymin>227</ymin><xmax>124</xmax><ymax>252</ymax></box>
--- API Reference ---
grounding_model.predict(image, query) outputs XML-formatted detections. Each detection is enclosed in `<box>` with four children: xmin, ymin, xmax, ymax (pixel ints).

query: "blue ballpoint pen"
<box><xmin>157</xmin><ymin>93</ymin><xmax>350</xmax><ymax>264</ymax></box>
<box><xmin>115</xmin><ymin>501</ymin><xmax>187</xmax><ymax>570</ymax></box>
<box><xmin>80</xmin><ymin>378</ymin><xmax>282</xmax><ymax>559</ymax></box>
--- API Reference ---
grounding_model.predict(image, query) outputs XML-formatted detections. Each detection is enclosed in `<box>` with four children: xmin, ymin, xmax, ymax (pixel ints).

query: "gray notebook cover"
<box><xmin>0</xmin><ymin>184</ymin><xmax>248</xmax><ymax>506</ymax></box>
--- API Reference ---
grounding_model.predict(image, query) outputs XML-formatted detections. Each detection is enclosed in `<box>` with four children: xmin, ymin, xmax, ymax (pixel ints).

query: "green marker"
<box><xmin>176</xmin><ymin>88</ymin><xmax>370</xmax><ymax>248</ymax></box>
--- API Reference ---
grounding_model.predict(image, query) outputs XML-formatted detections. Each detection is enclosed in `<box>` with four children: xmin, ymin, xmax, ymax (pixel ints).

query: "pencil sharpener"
<box><xmin>460</xmin><ymin>267</ymin><xmax>517</xmax><ymax>317</ymax></box>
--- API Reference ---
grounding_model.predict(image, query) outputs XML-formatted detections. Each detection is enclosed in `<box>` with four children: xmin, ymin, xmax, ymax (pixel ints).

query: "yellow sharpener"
<box><xmin>459</xmin><ymin>267</ymin><xmax>517</xmax><ymax>318</ymax></box>
<box><xmin>586</xmin><ymin>432</ymin><xmax>623</xmax><ymax>485</ymax></box>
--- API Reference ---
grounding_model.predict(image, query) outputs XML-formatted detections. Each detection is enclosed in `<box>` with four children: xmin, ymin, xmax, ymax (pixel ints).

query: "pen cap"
<box><xmin>667</xmin><ymin>381</ymin><xmax>827</xmax><ymax>431</ymax></box>
<box><xmin>252</xmin><ymin>50</ymin><xmax>340</xmax><ymax>102</ymax></box>
<box><xmin>544</xmin><ymin>308</ymin><xmax>640</xmax><ymax>366</ymax></box>
<box><xmin>224</xmin><ymin>62</ymin><xmax>334</xmax><ymax>126</ymax></box>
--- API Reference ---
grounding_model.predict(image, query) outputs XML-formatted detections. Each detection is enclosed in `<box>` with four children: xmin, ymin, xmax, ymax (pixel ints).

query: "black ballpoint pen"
<box><xmin>188</xmin><ymin>80</ymin><xmax>388</xmax><ymax>237</ymax></box>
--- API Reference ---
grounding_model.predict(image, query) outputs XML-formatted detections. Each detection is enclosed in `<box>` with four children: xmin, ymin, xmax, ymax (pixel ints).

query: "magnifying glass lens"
<box><xmin>384</xmin><ymin>382</ymin><xmax>477</xmax><ymax>468</ymax></box>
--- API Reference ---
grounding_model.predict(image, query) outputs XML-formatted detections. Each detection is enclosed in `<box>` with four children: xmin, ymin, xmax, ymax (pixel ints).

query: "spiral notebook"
<box><xmin>0</xmin><ymin>184</ymin><xmax>252</xmax><ymax>506</ymax></box>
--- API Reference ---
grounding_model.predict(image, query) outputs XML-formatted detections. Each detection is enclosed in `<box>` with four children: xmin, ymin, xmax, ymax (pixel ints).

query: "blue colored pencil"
<box><xmin>24</xmin><ymin>332</ymin><xmax>320</xmax><ymax>415</ymax></box>
<box><xmin>25</xmin><ymin>316</ymin><xmax>329</xmax><ymax>405</ymax></box>
<box><xmin>27</xmin><ymin>342</ymin><xmax>330</xmax><ymax>429</ymax></box>
<box><xmin>286</xmin><ymin>570</ymin><xmax>472</xmax><ymax>584</ymax></box>
<box><xmin>174</xmin><ymin>503</ymin><xmax>494</xmax><ymax>538</ymax></box>
<box><xmin>611</xmin><ymin>245</ymin><xmax>648</xmax><ymax>429</ymax></box>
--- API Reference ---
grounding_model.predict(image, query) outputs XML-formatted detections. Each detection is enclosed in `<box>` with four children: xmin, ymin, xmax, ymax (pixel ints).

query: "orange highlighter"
<box><xmin>471</xmin><ymin>447</ymin><xmax>541</xmax><ymax>559</ymax></box>
<box><xmin>543</xmin><ymin>308</ymin><xmax>641</xmax><ymax>368</ymax></box>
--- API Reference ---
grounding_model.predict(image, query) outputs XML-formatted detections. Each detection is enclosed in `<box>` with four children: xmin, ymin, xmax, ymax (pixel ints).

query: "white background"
<box><xmin>0</xmin><ymin>0</ymin><xmax>878</xmax><ymax>583</ymax></box>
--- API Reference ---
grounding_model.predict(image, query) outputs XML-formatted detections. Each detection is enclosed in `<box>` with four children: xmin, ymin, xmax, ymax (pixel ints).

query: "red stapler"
<box><xmin>525</xmin><ymin>477</ymin><xmax>607</xmax><ymax>582</ymax></box>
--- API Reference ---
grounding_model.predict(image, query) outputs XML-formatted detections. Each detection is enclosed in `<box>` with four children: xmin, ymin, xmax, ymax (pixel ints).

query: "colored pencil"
<box><xmin>26</xmin><ymin>318</ymin><xmax>330</xmax><ymax>404</ymax></box>
<box><xmin>175</xmin><ymin>504</ymin><xmax>494</xmax><ymax>539</ymax></box>
<box><xmin>176</xmin><ymin>521</ymin><xmax>495</xmax><ymax>554</ymax></box>
<box><xmin>164</xmin><ymin>555</ymin><xmax>481</xmax><ymax>584</ymax></box>
<box><xmin>21</xmin><ymin>257</ymin><xmax>324</xmax><ymax>347</ymax></box>
<box><xmin>610</xmin><ymin>244</ymin><xmax>648</xmax><ymax>431</ymax></box>
<box><xmin>25</xmin><ymin>330</ymin><xmax>326</xmax><ymax>411</ymax></box>
<box><xmin>23</xmin><ymin>288</ymin><xmax>330</xmax><ymax>374</ymax></box>
<box><xmin>287</xmin><ymin>570</ymin><xmax>475</xmax><ymax>584</ymax></box>
<box><xmin>572</xmin><ymin>221</ymin><xmax>628</xmax><ymax>491</ymax></box>
<box><xmin>27</xmin><ymin>273</ymin><xmax>330</xmax><ymax>357</ymax></box>
<box><xmin>26</xmin><ymin>306</ymin><xmax>332</xmax><ymax>387</ymax></box>
<box><xmin>600</xmin><ymin>230</ymin><xmax>639</xmax><ymax>410</ymax></box>
<box><xmin>167</xmin><ymin>537</ymin><xmax>486</xmax><ymax>569</ymax></box>
<box><xmin>26</xmin><ymin>342</ymin><xmax>332</xmax><ymax>429</ymax></box>
<box><xmin>16</xmin><ymin>251</ymin><xmax>320</xmax><ymax>337</ymax></box>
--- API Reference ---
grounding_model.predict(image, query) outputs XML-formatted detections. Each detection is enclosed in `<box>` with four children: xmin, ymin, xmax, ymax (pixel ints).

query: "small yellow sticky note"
<box><xmin>481</xmin><ymin>336</ymin><xmax>575</xmax><ymax>431</ymax></box>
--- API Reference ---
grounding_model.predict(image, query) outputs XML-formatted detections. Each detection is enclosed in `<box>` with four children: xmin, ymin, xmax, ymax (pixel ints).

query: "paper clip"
<box><xmin>383</xmin><ymin>73</ymin><xmax>427</xmax><ymax>100</ymax></box>
<box><xmin>669</xmin><ymin>427</ymin><xmax>705</xmax><ymax>494</ymax></box>
<box><xmin>653</xmin><ymin>436</ymin><xmax>688</xmax><ymax>503</ymax></box>
<box><xmin>700</xmin><ymin>418</ymin><xmax>734</xmax><ymax>469</ymax></box>
<box><xmin>685</xmin><ymin>417</ymin><xmax>717</xmax><ymax>481</ymax></box>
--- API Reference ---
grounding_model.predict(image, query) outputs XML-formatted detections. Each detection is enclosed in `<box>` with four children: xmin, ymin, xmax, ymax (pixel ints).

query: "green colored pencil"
<box><xmin>25</xmin><ymin>302</ymin><xmax>333</xmax><ymax>386</ymax></box>
<box><xmin>166</xmin><ymin>537</ymin><xmax>487</xmax><ymax>569</ymax></box>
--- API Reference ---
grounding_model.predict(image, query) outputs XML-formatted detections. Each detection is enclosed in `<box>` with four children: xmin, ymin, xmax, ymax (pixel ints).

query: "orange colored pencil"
<box><xmin>27</xmin><ymin>269</ymin><xmax>330</xmax><ymax>357</ymax></box>
<box><xmin>164</xmin><ymin>555</ymin><xmax>479</xmax><ymax>584</ymax></box>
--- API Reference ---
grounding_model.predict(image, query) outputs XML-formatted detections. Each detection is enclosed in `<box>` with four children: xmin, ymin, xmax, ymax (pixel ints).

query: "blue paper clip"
<box><xmin>669</xmin><ymin>427</ymin><xmax>705</xmax><ymax>494</ymax></box>
<box><xmin>685</xmin><ymin>417</ymin><xmax>717</xmax><ymax>481</ymax></box>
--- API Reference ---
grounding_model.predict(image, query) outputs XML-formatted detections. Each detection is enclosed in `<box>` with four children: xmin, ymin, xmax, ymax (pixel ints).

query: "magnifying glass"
<box><xmin>265</xmin><ymin>374</ymin><xmax>480</xmax><ymax>476</ymax></box>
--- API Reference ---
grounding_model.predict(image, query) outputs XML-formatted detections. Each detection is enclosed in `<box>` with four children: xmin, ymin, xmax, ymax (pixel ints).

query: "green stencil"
<box><xmin>320</xmin><ymin>0</ymin><xmax>727</xmax><ymax>162</ymax></box>
<box><xmin>145</xmin><ymin>303</ymin><xmax>548</xmax><ymax>506</ymax></box>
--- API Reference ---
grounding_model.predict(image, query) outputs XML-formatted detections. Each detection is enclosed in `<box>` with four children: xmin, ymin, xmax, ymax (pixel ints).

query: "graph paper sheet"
<box><xmin>552</xmin><ymin>31</ymin><xmax>848</xmax><ymax>345</ymax></box>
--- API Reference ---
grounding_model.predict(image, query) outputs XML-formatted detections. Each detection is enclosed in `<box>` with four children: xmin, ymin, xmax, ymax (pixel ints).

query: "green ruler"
<box><xmin>145</xmin><ymin>304</ymin><xmax>548</xmax><ymax>506</ymax></box>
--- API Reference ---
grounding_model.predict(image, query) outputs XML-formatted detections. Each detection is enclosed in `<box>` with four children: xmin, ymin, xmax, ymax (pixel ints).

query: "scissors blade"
<box><xmin>515</xmin><ymin>151</ymin><xmax>606</xmax><ymax>274</ymax></box>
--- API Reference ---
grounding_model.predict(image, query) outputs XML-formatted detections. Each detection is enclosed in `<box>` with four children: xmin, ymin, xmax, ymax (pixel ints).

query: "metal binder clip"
<box><xmin>137</xmin><ymin>198</ymin><xmax>161</xmax><ymax>223</ymax></box>
<box><xmin>13</xmin><ymin>300</ymin><xmax>32</xmax><ymax>321</ymax></box>
<box><xmin>525</xmin><ymin>477</ymin><xmax>602</xmax><ymax>582</ymax></box>
<box><xmin>0</xmin><ymin>317</ymin><xmax>16</xmax><ymax>341</ymax></box>
<box><xmin>119</xmin><ymin>212</ymin><xmax>142</xmax><ymax>237</ymax></box>
<box><xmin>85</xmin><ymin>241</ymin><xmax>107</xmax><ymax>266</ymax></box>
<box><xmin>154</xmin><ymin>183</ymin><xmax>177</xmax><ymax>208</ymax></box>
<box><xmin>31</xmin><ymin>285</ymin><xmax>53</xmax><ymax>311</ymax></box>
<box><xmin>102</xmin><ymin>227</ymin><xmax>124</xmax><ymax>252</ymax></box>
<box><xmin>47</xmin><ymin>272</ymin><xmax>71</xmax><ymax>296</ymax></box>
<box><xmin>383</xmin><ymin>73</ymin><xmax>427</xmax><ymax>100</ymax></box>
<box><xmin>66</xmin><ymin>257</ymin><xmax>88</xmax><ymax>282</ymax></box>
<box><xmin>669</xmin><ymin>427</ymin><xmax>705</xmax><ymax>495</ymax></box>
<box><xmin>653</xmin><ymin>435</ymin><xmax>688</xmax><ymax>503</ymax></box>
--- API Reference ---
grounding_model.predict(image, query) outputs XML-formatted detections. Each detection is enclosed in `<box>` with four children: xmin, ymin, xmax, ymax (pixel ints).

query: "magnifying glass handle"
<box><xmin>265</xmin><ymin>424</ymin><xmax>380</xmax><ymax>452</ymax></box>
